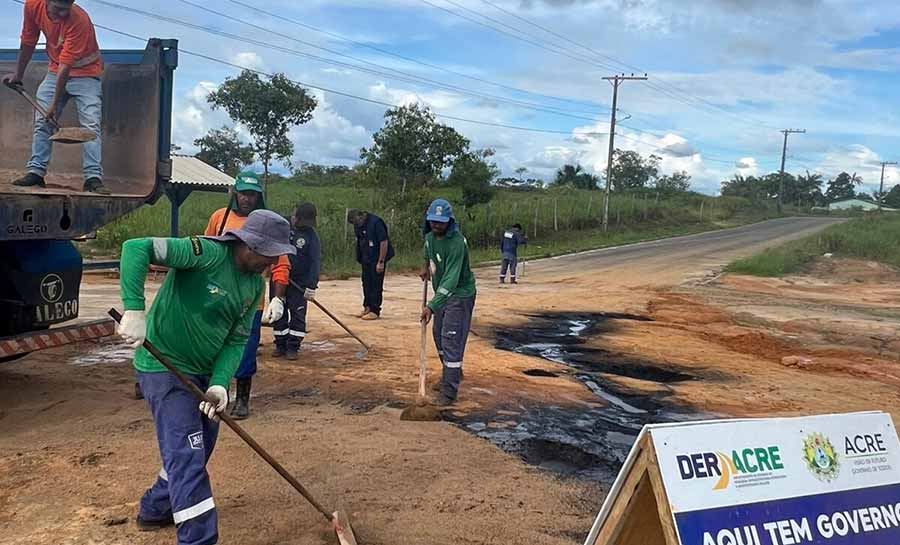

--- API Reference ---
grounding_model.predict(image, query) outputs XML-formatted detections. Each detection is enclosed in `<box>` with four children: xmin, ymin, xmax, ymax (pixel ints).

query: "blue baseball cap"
<box><xmin>426</xmin><ymin>198</ymin><xmax>454</xmax><ymax>223</ymax></box>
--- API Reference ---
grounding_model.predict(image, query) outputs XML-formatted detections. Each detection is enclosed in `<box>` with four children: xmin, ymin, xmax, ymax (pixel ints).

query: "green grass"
<box><xmin>726</xmin><ymin>213</ymin><xmax>900</xmax><ymax>277</ymax></box>
<box><xmin>85</xmin><ymin>181</ymin><xmax>789</xmax><ymax>277</ymax></box>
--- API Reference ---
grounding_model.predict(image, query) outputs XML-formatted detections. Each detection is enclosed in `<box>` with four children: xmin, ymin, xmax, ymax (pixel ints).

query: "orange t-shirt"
<box><xmin>21</xmin><ymin>0</ymin><xmax>103</xmax><ymax>78</ymax></box>
<box><xmin>205</xmin><ymin>208</ymin><xmax>291</xmax><ymax>292</ymax></box>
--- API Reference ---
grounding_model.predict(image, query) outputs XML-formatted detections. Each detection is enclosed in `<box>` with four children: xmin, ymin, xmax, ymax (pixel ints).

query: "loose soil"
<box><xmin>3</xmin><ymin>220</ymin><xmax>897</xmax><ymax>545</ymax></box>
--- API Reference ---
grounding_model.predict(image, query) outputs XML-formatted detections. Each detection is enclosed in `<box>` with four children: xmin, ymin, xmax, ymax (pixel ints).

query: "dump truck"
<box><xmin>0</xmin><ymin>39</ymin><xmax>177</xmax><ymax>362</ymax></box>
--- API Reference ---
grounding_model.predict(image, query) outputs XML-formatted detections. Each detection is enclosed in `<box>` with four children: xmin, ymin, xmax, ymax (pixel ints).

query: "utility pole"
<box><xmin>602</xmin><ymin>73</ymin><xmax>648</xmax><ymax>232</ymax></box>
<box><xmin>879</xmin><ymin>161</ymin><xmax>897</xmax><ymax>211</ymax></box>
<box><xmin>778</xmin><ymin>129</ymin><xmax>805</xmax><ymax>213</ymax></box>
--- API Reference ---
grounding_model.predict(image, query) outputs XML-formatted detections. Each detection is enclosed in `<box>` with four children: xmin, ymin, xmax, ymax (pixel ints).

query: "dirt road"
<box><xmin>7</xmin><ymin>216</ymin><xmax>891</xmax><ymax>545</ymax></box>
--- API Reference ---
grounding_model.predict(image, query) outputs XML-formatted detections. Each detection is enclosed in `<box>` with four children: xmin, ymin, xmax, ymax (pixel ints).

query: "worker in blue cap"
<box><xmin>418</xmin><ymin>198</ymin><xmax>477</xmax><ymax>405</ymax></box>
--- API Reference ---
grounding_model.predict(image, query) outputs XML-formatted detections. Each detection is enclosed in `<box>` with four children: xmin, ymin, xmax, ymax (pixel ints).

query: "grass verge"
<box><xmin>726</xmin><ymin>214</ymin><xmax>900</xmax><ymax>277</ymax></box>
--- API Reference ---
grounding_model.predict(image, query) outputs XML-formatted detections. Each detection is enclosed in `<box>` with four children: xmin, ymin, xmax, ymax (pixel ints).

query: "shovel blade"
<box><xmin>50</xmin><ymin>127</ymin><xmax>96</xmax><ymax>144</ymax></box>
<box><xmin>332</xmin><ymin>511</ymin><xmax>359</xmax><ymax>545</ymax></box>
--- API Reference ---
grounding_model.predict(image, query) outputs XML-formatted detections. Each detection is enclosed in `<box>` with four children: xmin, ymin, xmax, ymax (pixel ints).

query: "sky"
<box><xmin>3</xmin><ymin>0</ymin><xmax>900</xmax><ymax>194</ymax></box>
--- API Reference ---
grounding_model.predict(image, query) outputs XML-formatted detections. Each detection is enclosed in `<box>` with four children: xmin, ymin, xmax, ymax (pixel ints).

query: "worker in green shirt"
<box><xmin>115</xmin><ymin>210</ymin><xmax>295</xmax><ymax>545</ymax></box>
<box><xmin>419</xmin><ymin>198</ymin><xmax>477</xmax><ymax>406</ymax></box>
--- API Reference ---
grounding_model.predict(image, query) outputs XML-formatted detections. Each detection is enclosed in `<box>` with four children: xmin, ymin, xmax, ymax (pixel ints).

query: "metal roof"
<box><xmin>169</xmin><ymin>155</ymin><xmax>234</xmax><ymax>188</ymax></box>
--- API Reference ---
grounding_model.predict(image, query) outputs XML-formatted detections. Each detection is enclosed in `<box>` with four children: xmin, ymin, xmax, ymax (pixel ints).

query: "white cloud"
<box><xmin>230</xmin><ymin>52</ymin><xmax>265</xmax><ymax>71</ymax></box>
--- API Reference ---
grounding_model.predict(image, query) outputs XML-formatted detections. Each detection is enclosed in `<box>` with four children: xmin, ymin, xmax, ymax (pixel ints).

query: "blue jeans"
<box><xmin>27</xmin><ymin>71</ymin><xmax>103</xmax><ymax>180</ymax></box>
<box><xmin>234</xmin><ymin>311</ymin><xmax>262</xmax><ymax>380</ymax></box>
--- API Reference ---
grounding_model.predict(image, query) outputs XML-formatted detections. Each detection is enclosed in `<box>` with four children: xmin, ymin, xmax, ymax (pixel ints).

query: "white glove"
<box><xmin>117</xmin><ymin>310</ymin><xmax>146</xmax><ymax>348</ymax></box>
<box><xmin>199</xmin><ymin>385</ymin><xmax>228</xmax><ymax>421</ymax></box>
<box><xmin>304</xmin><ymin>288</ymin><xmax>316</xmax><ymax>301</ymax></box>
<box><xmin>261</xmin><ymin>297</ymin><xmax>284</xmax><ymax>324</ymax></box>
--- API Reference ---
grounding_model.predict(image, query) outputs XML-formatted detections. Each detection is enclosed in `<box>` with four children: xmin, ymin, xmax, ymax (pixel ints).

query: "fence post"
<box><xmin>700</xmin><ymin>201</ymin><xmax>705</xmax><ymax>222</ymax></box>
<box><xmin>534</xmin><ymin>204</ymin><xmax>539</xmax><ymax>238</ymax></box>
<box><xmin>587</xmin><ymin>194</ymin><xmax>593</xmax><ymax>218</ymax></box>
<box><xmin>389</xmin><ymin>208</ymin><xmax>395</xmax><ymax>228</ymax></box>
<box><xmin>643</xmin><ymin>194</ymin><xmax>649</xmax><ymax>221</ymax></box>
<box><xmin>344</xmin><ymin>207</ymin><xmax>350</xmax><ymax>240</ymax></box>
<box><xmin>554</xmin><ymin>198</ymin><xmax>559</xmax><ymax>232</ymax></box>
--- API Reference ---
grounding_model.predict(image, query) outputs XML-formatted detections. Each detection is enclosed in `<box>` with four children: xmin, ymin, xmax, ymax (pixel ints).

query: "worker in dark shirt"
<box><xmin>499</xmin><ymin>223</ymin><xmax>527</xmax><ymax>284</ymax></box>
<box><xmin>347</xmin><ymin>209</ymin><xmax>394</xmax><ymax>320</ymax></box>
<box><xmin>272</xmin><ymin>203</ymin><xmax>321</xmax><ymax>361</ymax></box>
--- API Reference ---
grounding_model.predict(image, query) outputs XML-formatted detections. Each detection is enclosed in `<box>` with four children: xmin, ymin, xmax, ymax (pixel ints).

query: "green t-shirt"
<box><xmin>423</xmin><ymin>229</ymin><xmax>476</xmax><ymax>311</ymax></box>
<box><xmin>120</xmin><ymin>237</ymin><xmax>263</xmax><ymax>388</ymax></box>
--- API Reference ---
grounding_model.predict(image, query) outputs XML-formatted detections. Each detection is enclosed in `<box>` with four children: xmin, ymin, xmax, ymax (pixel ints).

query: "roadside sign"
<box><xmin>583</xmin><ymin>412</ymin><xmax>900</xmax><ymax>545</ymax></box>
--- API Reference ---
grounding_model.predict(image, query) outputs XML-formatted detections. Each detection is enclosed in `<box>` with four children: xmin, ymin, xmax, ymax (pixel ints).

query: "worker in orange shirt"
<box><xmin>3</xmin><ymin>0</ymin><xmax>109</xmax><ymax>194</ymax></box>
<box><xmin>204</xmin><ymin>170</ymin><xmax>289</xmax><ymax>419</ymax></box>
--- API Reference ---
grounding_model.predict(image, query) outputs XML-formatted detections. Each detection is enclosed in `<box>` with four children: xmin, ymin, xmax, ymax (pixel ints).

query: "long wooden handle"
<box><xmin>108</xmin><ymin>308</ymin><xmax>333</xmax><ymax>522</ymax></box>
<box><xmin>216</xmin><ymin>191</ymin><xmax>235</xmax><ymax>236</ymax></box>
<box><xmin>5</xmin><ymin>81</ymin><xmax>60</xmax><ymax>129</ymax></box>
<box><xmin>288</xmin><ymin>279</ymin><xmax>371</xmax><ymax>351</ymax></box>
<box><xmin>418</xmin><ymin>280</ymin><xmax>429</xmax><ymax>399</ymax></box>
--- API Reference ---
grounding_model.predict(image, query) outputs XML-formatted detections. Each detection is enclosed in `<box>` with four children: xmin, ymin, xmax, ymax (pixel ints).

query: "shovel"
<box><xmin>400</xmin><ymin>280</ymin><xmax>441</xmax><ymax>421</ymax></box>
<box><xmin>4</xmin><ymin>81</ymin><xmax>96</xmax><ymax>144</ymax></box>
<box><xmin>108</xmin><ymin>309</ymin><xmax>359</xmax><ymax>545</ymax></box>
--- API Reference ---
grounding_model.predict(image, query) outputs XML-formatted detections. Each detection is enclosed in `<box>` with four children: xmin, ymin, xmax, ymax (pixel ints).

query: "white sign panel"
<box><xmin>651</xmin><ymin>412</ymin><xmax>900</xmax><ymax>545</ymax></box>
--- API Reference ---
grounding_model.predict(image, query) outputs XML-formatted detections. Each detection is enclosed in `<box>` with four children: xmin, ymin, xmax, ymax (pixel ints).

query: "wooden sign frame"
<box><xmin>583</xmin><ymin>429</ymin><xmax>679</xmax><ymax>545</ymax></box>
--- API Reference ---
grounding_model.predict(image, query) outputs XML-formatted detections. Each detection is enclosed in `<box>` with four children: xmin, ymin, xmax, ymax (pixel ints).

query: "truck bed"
<box><xmin>0</xmin><ymin>40</ymin><xmax>177</xmax><ymax>240</ymax></box>
<box><xmin>0</xmin><ymin>169</ymin><xmax>146</xmax><ymax>197</ymax></box>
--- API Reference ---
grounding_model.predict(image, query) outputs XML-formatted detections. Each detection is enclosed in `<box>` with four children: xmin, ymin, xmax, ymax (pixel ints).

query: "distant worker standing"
<box><xmin>499</xmin><ymin>223</ymin><xmax>527</xmax><ymax>284</ymax></box>
<box><xmin>419</xmin><ymin>199</ymin><xmax>477</xmax><ymax>406</ymax></box>
<box><xmin>272</xmin><ymin>202</ymin><xmax>321</xmax><ymax>361</ymax></box>
<box><xmin>116</xmin><ymin>210</ymin><xmax>295</xmax><ymax>543</ymax></box>
<box><xmin>4</xmin><ymin>0</ymin><xmax>109</xmax><ymax>194</ymax></box>
<box><xmin>204</xmin><ymin>170</ymin><xmax>289</xmax><ymax>419</ymax></box>
<box><xmin>347</xmin><ymin>209</ymin><xmax>394</xmax><ymax>320</ymax></box>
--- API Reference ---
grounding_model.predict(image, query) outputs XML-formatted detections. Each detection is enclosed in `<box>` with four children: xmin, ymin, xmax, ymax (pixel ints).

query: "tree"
<box><xmin>360</xmin><ymin>103</ymin><xmax>469</xmax><ymax>195</ymax></box>
<box><xmin>825</xmin><ymin>172</ymin><xmax>862</xmax><ymax>202</ymax></box>
<box><xmin>515</xmin><ymin>166</ymin><xmax>528</xmax><ymax>181</ymax></box>
<box><xmin>207</xmin><ymin>70</ymin><xmax>317</xmax><ymax>187</ymax></box>
<box><xmin>796</xmin><ymin>170</ymin><xmax>825</xmax><ymax>207</ymax></box>
<box><xmin>609</xmin><ymin>150</ymin><xmax>660</xmax><ymax>192</ymax></box>
<box><xmin>447</xmin><ymin>148</ymin><xmax>498</xmax><ymax>213</ymax></box>
<box><xmin>883</xmin><ymin>185</ymin><xmax>900</xmax><ymax>209</ymax></box>
<box><xmin>552</xmin><ymin>163</ymin><xmax>599</xmax><ymax>190</ymax></box>
<box><xmin>654</xmin><ymin>171</ymin><xmax>691</xmax><ymax>194</ymax></box>
<box><xmin>193</xmin><ymin>126</ymin><xmax>255</xmax><ymax>177</ymax></box>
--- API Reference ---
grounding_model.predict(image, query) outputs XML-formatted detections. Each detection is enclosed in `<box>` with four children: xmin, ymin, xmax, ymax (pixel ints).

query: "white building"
<box><xmin>827</xmin><ymin>198</ymin><xmax>897</xmax><ymax>212</ymax></box>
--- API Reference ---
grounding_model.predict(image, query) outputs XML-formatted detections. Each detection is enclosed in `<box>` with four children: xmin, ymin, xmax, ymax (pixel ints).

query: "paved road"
<box><xmin>525</xmin><ymin>217</ymin><xmax>845</xmax><ymax>280</ymax></box>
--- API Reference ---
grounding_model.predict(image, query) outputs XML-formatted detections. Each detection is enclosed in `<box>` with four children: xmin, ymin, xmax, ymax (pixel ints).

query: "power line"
<box><xmin>67</xmin><ymin>17</ymin><xmax>616</xmax><ymax>137</ymax></box>
<box><xmin>224</xmin><ymin>0</ymin><xmax>609</xmax><ymax>115</ymax></box>
<box><xmin>602</xmin><ymin>74</ymin><xmax>646</xmax><ymax>231</ymax></box>
<box><xmin>435</xmin><ymin>0</ymin><xmax>780</xmax><ymax>132</ymax></box>
<box><xmin>85</xmin><ymin>0</ymin><xmax>609</xmax><ymax>124</ymax></box>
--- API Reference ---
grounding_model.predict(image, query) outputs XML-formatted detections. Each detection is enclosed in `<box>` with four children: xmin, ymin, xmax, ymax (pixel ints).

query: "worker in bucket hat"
<box><xmin>116</xmin><ymin>209</ymin><xmax>295</xmax><ymax>544</ymax></box>
<box><xmin>419</xmin><ymin>198</ymin><xmax>477</xmax><ymax>406</ymax></box>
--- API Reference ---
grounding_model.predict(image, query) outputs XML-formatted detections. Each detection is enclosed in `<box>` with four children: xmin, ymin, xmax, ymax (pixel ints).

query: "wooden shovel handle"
<box><xmin>418</xmin><ymin>280</ymin><xmax>429</xmax><ymax>399</ymax></box>
<box><xmin>108</xmin><ymin>308</ymin><xmax>334</xmax><ymax>522</ymax></box>
<box><xmin>4</xmin><ymin>81</ymin><xmax>60</xmax><ymax>129</ymax></box>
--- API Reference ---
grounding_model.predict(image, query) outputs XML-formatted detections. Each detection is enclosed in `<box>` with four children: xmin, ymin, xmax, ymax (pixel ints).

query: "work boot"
<box><xmin>432</xmin><ymin>393</ymin><xmax>456</xmax><ymax>407</ymax></box>
<box><xmin>12</xmin><ymin>172</ymin><xmax>45</xmax><ymax>188</ymax></box>
<box><xmin>499</xmin><ymin>277</ymin><xmax>505</xmax><ymax>284</ymax></box>
<box><xmin>231</xmin><ymin>378</ymin><xmax>252</xmax><ymax>420</ymax></box>
<box><xmin>361</xmin><ymin>312</ymin><xmax>380</xmax><ymax>321</ymax></box>
<box><xmin>134</xmin><ymin>382</ymin><xmax>144</xmax><ymax>400</ymax></box>
<box><xmin>510</xmin><ymin>278</ymin><xmax>518</xmax><ymax>284</ymax></box>
<box><xmin>430</xmin><ymin>381</ymin><xmax>443</xmax><ymax>393</ymax></box>
<box><xmin>286</xmin><ymin>350</ymin><xmax>298</xmax><ymax>361</ymax></box>
<box><xmin>355</xmin><ymin>307</ymin><xmax>371</xmax><ymax>318</ymax></box>
<box><xmin>84</xmin><ymin>177</ymin><xmax>111</xmax><ymax>195</ymax></box>
<box><xmin>272</xmin><ymin>346</ymin><xmax>286</xmax><ymax>358</ymax></box>
<box><xmin>136</xmin><ymin>514</ymin><xmax>174</xmax><ymax>532</ymax></box>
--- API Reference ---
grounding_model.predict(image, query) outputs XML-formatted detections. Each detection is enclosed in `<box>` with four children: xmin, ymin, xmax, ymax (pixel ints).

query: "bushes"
<box><xmin>88</xmin><ymin>182</ymin><xmax>775</xmax><ymax>276</ymax></box>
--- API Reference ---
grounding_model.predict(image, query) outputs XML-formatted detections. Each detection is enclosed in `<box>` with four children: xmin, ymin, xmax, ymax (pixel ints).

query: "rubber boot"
<box><xmin>231</xmin><ymin>378</ymin><xmax>252</xmax><ymax>420</ymax></box>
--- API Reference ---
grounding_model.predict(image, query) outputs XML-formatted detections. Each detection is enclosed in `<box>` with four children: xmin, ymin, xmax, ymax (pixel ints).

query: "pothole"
<box><xmin>523</xmin><ymin>369</ymin><xmax>559</xmax><ymax>377</ymax></box>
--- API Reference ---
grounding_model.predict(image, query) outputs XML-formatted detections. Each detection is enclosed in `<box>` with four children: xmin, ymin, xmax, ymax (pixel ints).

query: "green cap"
<box><xmin>234</xmin><ymin>170</ymin><xmax>263</xmax><ymax>193</ymax></box>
